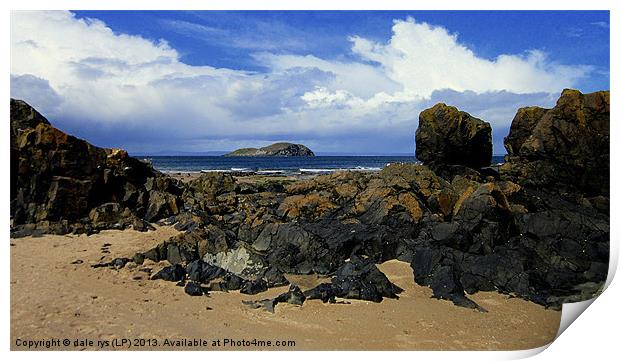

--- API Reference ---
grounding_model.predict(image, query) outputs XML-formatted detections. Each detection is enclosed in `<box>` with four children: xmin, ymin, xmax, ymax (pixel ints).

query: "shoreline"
<box><xmin>161</xmin><ymin>164</ymin><xmax>503</xmax><ymax>183</ymax></box>
<box><xmin>163</xmin><ymin>168</ymin><xmax>383</xmax><ymax>183</ymax></box>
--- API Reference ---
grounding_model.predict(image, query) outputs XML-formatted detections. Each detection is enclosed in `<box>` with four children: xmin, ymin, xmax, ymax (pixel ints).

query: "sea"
<box><xmin>143</xmin><ymin>155</ymin><xmax>506</xmax><ymax>175</ymax></box>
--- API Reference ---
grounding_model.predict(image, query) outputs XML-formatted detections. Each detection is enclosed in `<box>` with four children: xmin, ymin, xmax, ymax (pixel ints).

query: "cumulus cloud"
<box><xmin>10</xmin><ymin>11</ymin><xmax>591</xmax><ymax>154</ymax></box>
<box><xmin>348</xmin><ymin>18</ymin><xmax>591</xmax><ymax>98</ymax></box>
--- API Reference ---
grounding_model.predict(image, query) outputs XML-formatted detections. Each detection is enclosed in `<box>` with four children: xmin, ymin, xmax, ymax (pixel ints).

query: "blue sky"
<box><xmin>11</xmin><ymin>11</ymin><xmax>609</xmax><ymax>155</ymax></box>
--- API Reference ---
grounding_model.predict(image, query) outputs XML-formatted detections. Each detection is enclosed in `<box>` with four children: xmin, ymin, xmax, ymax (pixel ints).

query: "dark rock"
<box><xmin>142</xmin><ymin>247</ymin><xmax>160</xmax><ymax>262</ymax></box>
<box><xmin>145</xmin><ymin>191</ymin><xmax>181</xmax><ymax>222</ymax></box>
<box><xmin>110</xmin><ymin>257</ymin><xmax>131</xmax><ymax>269</ymax></box>
<box><xmin>410</xmin><ymin>246</ymin><xmax>486</xmax><ymax>311</ymax></box>
<box><xmin>416</xmin><ymin>103</ymin><xmax>492</xmax><ymax>168</ymax></box>
<box><xmin>166</xmin><ymin>244</ymin><xmax>183</xmax><ymax>265</ymax></box>
<box><xmin>184</xmin><ymin>281</ymin><xmax>207</xmax><ymax>296</ymax></box>
<box><xmin>185</xmin><ymin>173</ymin><xmax>236</xmax><ymax>203</ymax></box>
<box><xmin>132</xmin><ymin>253</ymin><xmax>145</xmax><ymax>265</ymax></box>
<box><xmin>304</xmin><ymin>283</ymin><xmax>337</xmax><ymax>303</ymax></box>
<box><xmin>89</xmin><ymin>203</ymin><xmax>125</xmax><ymax>226</ymax></box>
<box><xmin>275</xmin><ymin>284</ymin><xmax>306</xmax><ymax>305</ymax></box>
<box><xmin>240</xmin><ymin>279</ymin><xmax>268</xmax><ymax>295</ymax></box>
<box><xmin>10</xmin><ymin>99</ymin><xmax>182</xmax><ymax>237</ymax></box>
<box><xmin>186</xmin><ymin>260</ymin><xmax>228</xmax><ymax>284</ymax></box>
<box><xmin>151</xmin><ymin>264</ymin><xmax>186</xmax><ymax>282</ymax></box>
<box><xmin>261</xmin><ymin>267</ymin><xmax>290</xmax><ymax>287</ymax></box>
<box><xmin>501</xmin><ymin>89</ymin><xmax>610</xmax><ymax>197</ymax></box>
<box><xmin>222</xmin><ymin>274</ymin><xmax>244</xmax><ymax>291</ymax></box>
<box><xmin>331</xmin><ymin>256</ymin><xmax>403</xmax><ymax>302</ymax></box>
<box><xmin>132</xmin><ymin>218</ymin><xmax>154</xmax><ymax>232</ymax></box>
<box><xmin>304</xmin><ymin>257</ymin><xmax>403</xmax><ymax>303</ymax></box>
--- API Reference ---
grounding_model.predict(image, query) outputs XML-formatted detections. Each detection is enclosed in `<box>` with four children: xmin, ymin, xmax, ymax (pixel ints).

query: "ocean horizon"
<box><xmin>143</xmin><ymin>155</ymin><xmax>506</xmax><ymax>174</ymax></box>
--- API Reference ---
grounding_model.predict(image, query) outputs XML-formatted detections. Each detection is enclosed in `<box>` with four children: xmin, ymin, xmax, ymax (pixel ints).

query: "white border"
<box><xmin>2</xmin><ymin>1</ymin><xmax>617</xmax><ymax>360</ymax></box>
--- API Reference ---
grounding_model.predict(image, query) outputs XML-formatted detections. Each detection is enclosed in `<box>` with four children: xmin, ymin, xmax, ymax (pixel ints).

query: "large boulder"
<box><xmin>501</xmin><ymin>89</ymin><xmax>610</xmax><ymax>197</ymax></box>
<box><xmin>415</xmin><ymin>103</ymin><xmax>492</xmax><ymax>169</ymax></box>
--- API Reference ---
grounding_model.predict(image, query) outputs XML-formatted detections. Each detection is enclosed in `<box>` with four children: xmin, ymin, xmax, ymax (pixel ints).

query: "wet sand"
<box><xmin>10</xmin><ymin>227</ymin><xmax>560</xmax><ymax>350</ymax></box>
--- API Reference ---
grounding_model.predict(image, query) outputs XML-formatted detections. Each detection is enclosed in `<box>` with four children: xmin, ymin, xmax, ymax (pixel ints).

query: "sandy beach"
<box><xmin>10</xmin><ymin>226</ymin><xmax>560</xmax><ymax>351</ymax></box>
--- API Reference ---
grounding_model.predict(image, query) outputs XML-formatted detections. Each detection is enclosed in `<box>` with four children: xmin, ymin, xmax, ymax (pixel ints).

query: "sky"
<box><xmin>10</xmin><ymin>10</ymin><xmax>610</xmax><ymax>155</ymax></box>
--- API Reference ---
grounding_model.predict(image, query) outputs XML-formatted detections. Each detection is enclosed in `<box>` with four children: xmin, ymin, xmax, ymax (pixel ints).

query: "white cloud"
<box><xmin>347</xmin><ymin>18</ymin><xmax>591</xmax><ymax>99</ymax></box>
<box><xmin>10</xmin><ymin>11</ymin><xmax>592</xmax><ymax>154</ymax></box>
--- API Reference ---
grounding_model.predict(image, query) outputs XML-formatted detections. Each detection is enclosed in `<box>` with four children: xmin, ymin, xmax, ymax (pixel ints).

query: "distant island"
<box><xmin>224</xmin><ymin>142</ymin><xmax>315</xmax><ymax>157</ymax></box>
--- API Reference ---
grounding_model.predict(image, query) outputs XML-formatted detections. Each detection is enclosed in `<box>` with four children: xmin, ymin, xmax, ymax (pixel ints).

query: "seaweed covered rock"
<box><xmin>501</xmin><ymin>89</ymin><xmax>610</xmax><ymax>197</ymax></box>
<box><xmin>415</xmin><ymin>103</ymin><xmax>492</xmax><ymax>169</ymax></box>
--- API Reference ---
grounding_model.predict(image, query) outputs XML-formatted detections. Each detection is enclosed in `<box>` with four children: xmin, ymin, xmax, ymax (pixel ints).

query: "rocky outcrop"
<box><xmin>10</xmin><ymin>99</ymin><xmax>183</xmax><ymax>237</ymax></box>
<box><xmin>130</xmin><ymin>159</ymin><xmax>607</xmax><ymax>310</ymax></box>
<box><xmin>501</xmin><ymin>89</ymin><xmax>610</xmax><ymax>197</ymax></box>
<box><xmin>224</xmin><ymin>142</ymin><xmax>315</xmax><ymax>157</ymax></box>
<box><xmin>415</xmin><ymin>103</ymin><xmax>492</xmax><ymax>169</ymax></box>
<box><xmin>12</xmin><ymin>93</ymin><xmax>609</xmax><ymax>313</ymax></box>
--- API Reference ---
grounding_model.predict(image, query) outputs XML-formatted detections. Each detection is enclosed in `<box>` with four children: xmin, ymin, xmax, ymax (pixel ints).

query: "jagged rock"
<box><xmin>185</xmin><ymin>173</ymin><xmax>236</xmax><ymax>202</ymax></box>
<box><xmin>89</xmin><ymin>203</ymin><xmax>127</xmax><ymax>226</ymax></box>
<box><xmin>275</xmin><ymin>284</ymin><xmax>306</xmax><ymax>305</ymax></box>
<box><xmin>410</xmin><ymin>246</ymin><xmax>486</xmax><ymax>311</ymax></box>
<box><xmin>151</xmin><ymin>264</ymin><xmax>186</xmax><ymax>282</ymax></box>
<box><xmin>378</xmin><ymin>163</ymin><xmax>456</xmax><ymax>217</ymax></box>
<box><xmin>131</xmin><ymin>218</ymin><xmax>155</xmax><ymax>232</ymax></box>
<box><xmin>501</xmin><ymin>89</ymin><xmax>610</xmax><ymax>197</ymax></box>
<box><xmin>331</xmin><ymin>256</ymin><xmax>403</xmax><ymax>302</ymax></box>
<box><xmin>172</xmin><ymin>211</ymin><xmax>207</xmax><ymax>232</ymax></box>
<box><xmin>304</xmin><ymin>257</ymin><xmax>403</xmax><ymax>303</ymax></box>
<box><xmin>304</xmin><ymin>283</ymin><xmax>337</xmax><ymax>303</ymax></box>
<box><xmin>415</xmin><ymin>103</ymin><xmax>492</xmax><ymax>169</ymax></box>
<box><xmin>452</xmin><ymin>182</ymin><xmax>515</xmax><ymax>254</ymax></box>
<box><xmin>240</xmin><ymin>279</ymin><xmax>268</xmax><ymax>295</ymax></box>
<box><xmin>186</xmin><ymin>260</ymin><xmax>229</xmax><ymax>283</ymax></box>
<box><xmin>10</xmin><ymin>99</ymin><xmax>182</xmax><ymax>237</ymax></box>
<box><xmin>145</xmin><ymin>191</ymin><xmax>181</xmax><ymax>222</ymax></box>
<box><xmin>221</xmin><ymin>273</ymin><xmax>244</xmax><ymax>291</ymax></box>
<box><xmin>260</xmin><ymin>267</ymin><xmax>290</xmax><ymax>287</ymax></box>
